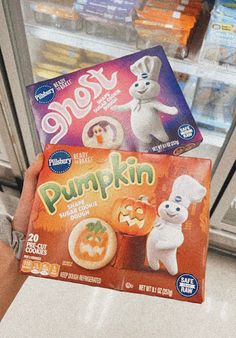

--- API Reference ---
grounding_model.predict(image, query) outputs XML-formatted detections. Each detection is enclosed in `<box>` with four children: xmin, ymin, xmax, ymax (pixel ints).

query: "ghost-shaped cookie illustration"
<box><xmin>111</xmin><ymin>56</ymin><xmax>178</xmax><ymax>143</ymax></box>
<box><xmin>87</xmin><ymin>120</ymin><xmax>117</xmax><ymax>147</ymax></box>
<box><xmin>146</xmin><ymin>175</ymin><xmax>207</xmax><ymax>275</ymax></box>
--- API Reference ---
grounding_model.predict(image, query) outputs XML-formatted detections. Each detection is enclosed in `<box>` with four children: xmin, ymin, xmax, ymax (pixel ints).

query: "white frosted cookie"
<box><xmin>82</xmin><ymin>116</ymin><xmax>124</xmax><ymax>149</ymax></box>
<box><xmin>68</xmin><ymin>218</ymin><xmax>117</xmax><ymax>270</ymax></box>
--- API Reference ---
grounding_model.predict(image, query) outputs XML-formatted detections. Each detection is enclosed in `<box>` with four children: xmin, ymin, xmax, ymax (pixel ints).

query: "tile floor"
<box><xmin>0</xmin><ymin>249</ymin><xmax>235</xmax><ymax>338</ymax></box>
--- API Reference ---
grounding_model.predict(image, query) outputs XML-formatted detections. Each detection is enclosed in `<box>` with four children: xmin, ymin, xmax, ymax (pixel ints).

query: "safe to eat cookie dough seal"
<box><xmin>82</xmin><ymin>116</ymin><xmax>124</xmax><ymax>149</ymax></box>
<box><xmin>68</xmin><ymin>218</ymin><xmax>117</xmax><ymax>270</ymax></box>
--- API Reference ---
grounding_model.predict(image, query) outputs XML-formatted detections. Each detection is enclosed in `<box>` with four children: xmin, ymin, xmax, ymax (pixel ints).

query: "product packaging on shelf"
<box><xmin>74</xmin><ymin>0</ymin><xmax>143</xmax><ymax>42</ymax></box>
<box><xmin>27</xmin><ymin>46</ymin><xmax>203</xmax><ymax>156</ymax></box>
<box><xmin>191</xmin><ymin>79</ymin><xmax>236</xmax><ymax>133</ymax></box>
<box><xmin>200</xmin><ymin>0</ymin><xmax>236</xmax><ymax>67</ymax></box>
<box><xmin>134</xmin><ymin>0</ymin><xmax>203</xmax><ymax>58</ymax></box>
<box><xmin>31</xmin><ymin>1</ymin><xmax>82</xmax><ymax>31</ymax></box>
<box><xmin>33</xmin><ymin>41</ymin><xmax>112</xmax><ymax>81</ymax></box>
<box><xmin>20</xmin><ymin>144</ymin><xmax>211</xmax><ymax>303</ymax></box>
<box><xmin>146</xmin><ymin>0</ymin><xmax>203</xmax><ymax>11</ymax></box>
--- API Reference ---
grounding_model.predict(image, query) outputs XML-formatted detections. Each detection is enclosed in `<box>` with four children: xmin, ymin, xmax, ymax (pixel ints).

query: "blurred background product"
<box><xmin>200</xmin><ymin>0</ymin><xmax>236</xmax><ymax>68</ymax></box>
<box><xmin>135</xmin><ymin>0</ymin><xmax>203</xmax><ymax>58</ymax></box>
<box><xmin>191</xmin><ymin>79</ymin><xmax>236</xmax><ymax>133</ymax></box>
<box><xmin>31</xmin><ymin>0</ymin><xmax>82</xmax><ymax>31</ymax></box>
<box><xmin>74</xmin><ymin>0</ymin><xmax>142</xmax><ymax>43</ymax></box>
<box><xmin>33</xmin><ymin>41</ymin><xmax>112</xmax><ymax>81</ymax></box>
<box><xmin>0</xmin><ymin>0</ymin><xmax>235</xmax><ymax>254</ymax></box>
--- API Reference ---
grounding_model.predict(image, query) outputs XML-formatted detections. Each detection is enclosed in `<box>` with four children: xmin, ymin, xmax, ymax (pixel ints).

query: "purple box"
<box><xmin>27</xmin><ymin>46</ymin><xmax>203</xmax><ymax>155</ymax></box>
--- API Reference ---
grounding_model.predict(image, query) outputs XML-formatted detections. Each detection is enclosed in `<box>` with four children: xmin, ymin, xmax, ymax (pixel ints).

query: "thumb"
<box><xmin>13</xmin><ymin>153</ymin><xmax>44</xmax><ymax>234</ymax></box>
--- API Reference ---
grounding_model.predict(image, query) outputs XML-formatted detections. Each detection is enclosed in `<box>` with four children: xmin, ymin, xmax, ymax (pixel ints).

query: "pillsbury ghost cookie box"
<box><xmin>27</xmin><ymin>46</ymin><xmax>203</xmax><ymax>155</ymax></box>
<box><xmin>20</xmin><ymin>145</ymin><xmax>211</xmax><ymax>303</ymax></box>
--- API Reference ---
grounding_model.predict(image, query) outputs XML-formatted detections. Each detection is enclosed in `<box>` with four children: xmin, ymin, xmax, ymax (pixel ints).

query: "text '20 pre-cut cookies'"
<box><xmin>21</xmin><ymin>145</ymin><xmax>211</xmax><ymax>303</ymax></box>
<box><xmin>27</xmin><ymin>46</ymin><xmax>202</xmax><ymax>155</ymax></box>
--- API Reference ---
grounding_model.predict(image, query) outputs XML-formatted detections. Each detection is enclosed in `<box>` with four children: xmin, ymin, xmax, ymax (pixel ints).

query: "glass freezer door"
<box><xmin>210</xmin><ymin>166</ymin><xmax>236</xmax><ymax>254</ymax></box>
<box><xmin>223</xmin><ymin>196</ymin><xmax>236</xmax><ymax>234</ymax></box>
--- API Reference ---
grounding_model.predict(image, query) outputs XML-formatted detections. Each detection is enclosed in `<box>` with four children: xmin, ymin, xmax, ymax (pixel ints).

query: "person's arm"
<box><xmin>0</xmin><ymin>154</ymin><xmax>43</xmax><ymax>320</ymax></box>
<box><xmin>153</xmin><ymin>101</ymin><xmax>178</xmax><ymax>115</ymax></box>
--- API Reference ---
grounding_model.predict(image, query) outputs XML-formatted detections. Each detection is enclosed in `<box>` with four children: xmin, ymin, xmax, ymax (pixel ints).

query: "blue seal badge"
<box><xmin>48</xmin><ymin>150</ymin><xmax>72</xmax><ymax>174</ymax></box>
<box><xmin>35</xmin><ymin>84</ymin><xmax>55</xmax><ymax>104</ymax></box>
<box><xmin>178</xmin><ymin>124</ymin><xmax>195</xmax><ymax>140</ymax></box>
<box><xmin>176</xmin><ymin>273</ymin><xmax>199</xmax><ymax>297</ymax></box>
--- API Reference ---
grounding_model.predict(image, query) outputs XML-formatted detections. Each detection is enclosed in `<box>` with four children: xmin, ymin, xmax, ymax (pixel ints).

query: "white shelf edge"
<box><xmin>26</xmin><ymin>23</ymin><xmax>137</xmax><ymax>57</ymax></box>
<box><xmin>209</xmin><ymin>228</ymin><xmax>236</xmax><ymax>253</ymax></box>
<box><xmin>200</xmin><ymin>128</ymin><xmax>226</xmax><ymax>148</ymax></box>
<box><xmin>25</xmin><ymin>23</ymin><xmax>236</xmax><ymax>86</ymax></box>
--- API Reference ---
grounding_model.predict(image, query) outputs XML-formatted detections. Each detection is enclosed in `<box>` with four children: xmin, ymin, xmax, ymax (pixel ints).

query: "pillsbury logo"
<box><xmin>141</xmin><ymin>73</ymin><xmax>148</xmax><ymax>79</ymax></box>
<box><xmin>35</xmin><ymin>84</ymin><xmax>55</xmax><ymax>104</ymax></box>
<box><xmin>175</xmin><ymin>196</ymin><xmax>182</xmax><ymax>203</ymax></box>
<box><xmin>48</xmin><ymin>150</ymin><xmax>72</xmax><ymax>174</ymax></box>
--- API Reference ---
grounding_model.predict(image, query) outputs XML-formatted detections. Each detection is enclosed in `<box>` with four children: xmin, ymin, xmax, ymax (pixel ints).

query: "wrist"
<box><xmin>0</xmin><ymin>213</ymin><xmax>25</xmax><ymax>260</ymax></box>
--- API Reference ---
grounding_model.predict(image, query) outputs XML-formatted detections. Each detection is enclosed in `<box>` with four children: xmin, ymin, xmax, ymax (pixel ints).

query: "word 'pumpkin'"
<box><xmin>112</xmin><ymin>196</ymin><xmax>156</xmax><ymax>236</ymax></box>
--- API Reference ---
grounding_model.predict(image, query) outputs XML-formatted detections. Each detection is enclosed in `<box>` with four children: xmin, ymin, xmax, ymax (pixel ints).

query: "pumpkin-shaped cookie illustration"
<box><xmin>111</xmin><ymin>196</ymin><xmax>156</xmax><ymax>236</ymax></box>
<box><xmin>68</xmin><ymin>218</ymin><xmax>117</xmax><ymax>270</ymax></box>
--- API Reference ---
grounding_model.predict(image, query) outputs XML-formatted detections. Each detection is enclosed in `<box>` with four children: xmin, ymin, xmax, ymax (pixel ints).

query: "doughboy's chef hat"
<box><xmin>130</xmin><ymin>56</ymin><xmax>162</xmax><ymax>81</ymax></box>
<box><xmin>169</xmin><ymin>175</ymin><xmax>207</xmax><ymax>209</ymax></box>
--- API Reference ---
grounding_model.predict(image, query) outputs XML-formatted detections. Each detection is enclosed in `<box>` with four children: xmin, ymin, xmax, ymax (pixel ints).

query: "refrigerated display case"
<box><xmin>210</xmin><ymin>171</ymin><xmax>236</xmax><ymax>254</ymax></box>
<box><xmin>0</xmin><ymin>0</ymin><xmax>235</xmax><ymax>253</ymax></box>
<box><xmin>0</xmin><ymin>50</ymin><xmax>26</xmax><ymax>186</ymax></box>
<box><xmin>210</xmin><ymin>126</ymin><xmax>236</xmax><ymax>254</ymax></box>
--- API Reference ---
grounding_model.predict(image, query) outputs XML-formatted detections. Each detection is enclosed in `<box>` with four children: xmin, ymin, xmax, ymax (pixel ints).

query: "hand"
<box><xmin>13</xmin><ymin>153</ymin><xmax>44</xmax><ymax>234</ymax></box>
<box><xmin>0</xmin><ymin>153</ymin><xmax>43</xmax><ymax>320</ymax></box>
<box><xmin>168</xmin><ymin>107</ymin><xmax>178</xmax><ymax>115</ymax></box>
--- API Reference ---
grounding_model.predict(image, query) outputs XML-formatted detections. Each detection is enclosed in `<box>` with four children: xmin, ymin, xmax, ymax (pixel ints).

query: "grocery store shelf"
<box><xmin>200</xmin><ymin>128</ymin><xmax>225</xmax><ymax>148</ymax></box>
<box><xmin>26</xmin><ymin>23</ymin><xmax>137</xmax><ymax>58</ymax></box>
<box><xmin>169</xmin><ymin>58</ymin><xmax>236</xmax><ymax>86</ymax></box>
<box><xmin>209</xmin><ymin>228</ymin><xmax>236</xmax><ymax>254</ymax></box>
<box><xmin>25</xmin><ymin>23</ymin><xmax>236</xmax><ymax>86</ymax></box>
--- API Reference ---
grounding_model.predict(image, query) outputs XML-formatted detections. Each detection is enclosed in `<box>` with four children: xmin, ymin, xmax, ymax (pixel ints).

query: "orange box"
<box><xmin>21</xmin><ymin>144</ymin><xmax>211</xmax><ymax>303</ymax></box>
<box><xmin>134</xmin><ymin>20</ymin><xmax>192</xmax><ymax>46</ymax></box>
<box><xmin>136</xmin><ymin>8</ymin><xmax>197</xmax><ymax>27</ymax></box>
<box><xmin>146</xmin><ymin>0</ymin><xmax>203</xmax><ymax>11</ymax></box>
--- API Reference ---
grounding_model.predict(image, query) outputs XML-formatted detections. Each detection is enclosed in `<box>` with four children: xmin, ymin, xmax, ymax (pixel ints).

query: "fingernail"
<box><xmin>36</xmin><ymin>152</ymin><xmax>43</xmax><ymax>161</ymax></box>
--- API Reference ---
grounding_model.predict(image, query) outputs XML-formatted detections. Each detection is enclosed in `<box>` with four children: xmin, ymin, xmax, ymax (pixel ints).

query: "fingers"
<box><xmin>12</xmin><ymin>153</ymin><xmax>44</xmax><ymax>234</ymax></box>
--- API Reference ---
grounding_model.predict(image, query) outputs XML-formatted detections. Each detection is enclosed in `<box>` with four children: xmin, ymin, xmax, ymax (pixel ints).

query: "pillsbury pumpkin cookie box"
<box><xmin>20</xmin><ymin>144</ymin><xmax>211</xmax><ymax>303</ymax></box>
<box><xmin>27</xmin><ymin>46</ymin><xmax>202</xmax><ymax>155</ymax></box>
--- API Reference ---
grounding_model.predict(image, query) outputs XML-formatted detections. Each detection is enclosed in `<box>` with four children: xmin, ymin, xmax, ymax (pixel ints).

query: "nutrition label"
<box><xmin>21</xmin><ymin>259</ymin><xmax>60</xmax><ymax>278</ymax></box>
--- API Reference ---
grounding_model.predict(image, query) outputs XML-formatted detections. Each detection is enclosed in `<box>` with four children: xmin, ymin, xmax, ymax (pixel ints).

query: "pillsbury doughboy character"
<box><xmin>147</xmin><ymin>175</ymin><xmax>207</xmax><ymax>275</ymax></box>
<box><xmin>112</xmin><ymin>56</ymin><xmax>178</xmax><ymax>144</ymax></box>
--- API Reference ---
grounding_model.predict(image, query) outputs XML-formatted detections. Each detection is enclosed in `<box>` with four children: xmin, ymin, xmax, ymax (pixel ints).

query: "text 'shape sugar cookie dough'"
<box><xmin>68</xmin><ymin>218</ymin><xmax>117</xmax><ymax>270</ymax></box>
<box><xmin>27</xmin><ymin>46</ymin><xmax>203</xmax><ymax>156</ymax></box>
<box><xmin>21</xmin><ymin>145</ymin><xmax>211</xmax><ymax>304</ymax></box>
